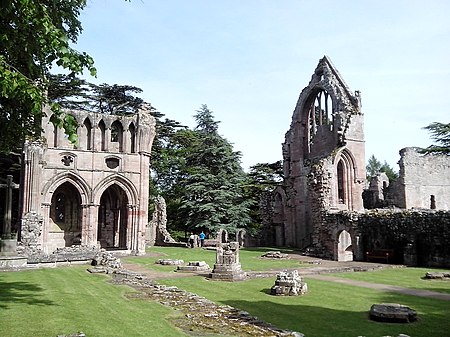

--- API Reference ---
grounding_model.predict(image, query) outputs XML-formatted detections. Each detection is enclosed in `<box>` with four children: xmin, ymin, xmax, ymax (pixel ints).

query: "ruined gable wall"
<box><xmin>395</xmin><ymin>147</ymin><xmax>450</xmax><ymax>210</ymax></box>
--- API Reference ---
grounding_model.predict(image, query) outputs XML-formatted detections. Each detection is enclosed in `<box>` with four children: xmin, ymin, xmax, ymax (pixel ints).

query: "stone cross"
<box><xmin>0</xmin><ymin>175</ymin><xmax>19</xmax><ymax>239</ymax></box>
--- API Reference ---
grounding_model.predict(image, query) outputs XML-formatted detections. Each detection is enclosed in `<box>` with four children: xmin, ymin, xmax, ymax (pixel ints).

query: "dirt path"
<box><xmin>306</xmin><ymin>274</ymin><xmax>450</xmax><ymax>301</ymax></box>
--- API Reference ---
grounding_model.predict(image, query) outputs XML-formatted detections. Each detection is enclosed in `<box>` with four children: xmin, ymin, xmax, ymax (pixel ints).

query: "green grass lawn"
<box><xmin>123</xmin><ymin>246</ymin><xmax>306</xmax><ymax>272</ymax></box>
<box><xmin>330</xmin><ymin>267</ymin><xmax>450</xmax><ymax>294</ymax></box>
<box><xmin>2</xmin><ymin>248</ymin><xmax>449</xmax><ymax>337</ymax></box>
<box><xmin>0</xmin><ymin>266</ymin><xmax>186</xmax><ymax>337</ymax></box>
<box><xmin>160</xmin><ymin>275</ymin><xmax>450</xmax><ymax>337</ymax></box>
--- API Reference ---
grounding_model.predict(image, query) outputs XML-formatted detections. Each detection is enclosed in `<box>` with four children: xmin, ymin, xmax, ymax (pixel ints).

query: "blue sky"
<box><xmin>74</xmin><ymin>0</ymin><xmax>450</xmax><ymax>171</ymax></box>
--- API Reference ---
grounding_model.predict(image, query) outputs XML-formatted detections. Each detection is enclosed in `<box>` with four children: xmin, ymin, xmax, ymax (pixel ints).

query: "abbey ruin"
<box><xmin>0</xmin><ymin>103</ymin><xmax>156</xmax><ymax>264</ymax></box>
<box><xmin>0</xmin><ymin>56</ymin><xmax>449</xmax><ymax>268</ymax></box>
<box><xmin>263</xmin><ymin>56</ymin><xmax>450</xmax><ymax>267</ymax></box>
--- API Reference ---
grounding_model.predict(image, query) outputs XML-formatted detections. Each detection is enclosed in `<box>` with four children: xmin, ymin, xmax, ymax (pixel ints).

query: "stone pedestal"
<box><xmin>209</xmin><ymin>242</ymin><xmax>246</xmax><ymax>281</ymax></box>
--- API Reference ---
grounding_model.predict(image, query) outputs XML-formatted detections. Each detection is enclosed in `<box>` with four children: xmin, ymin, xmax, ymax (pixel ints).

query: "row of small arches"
<box><xmin>52</xmin><ymin>115</ymin><xmax>137</xmax><ymax>154</ymax></box>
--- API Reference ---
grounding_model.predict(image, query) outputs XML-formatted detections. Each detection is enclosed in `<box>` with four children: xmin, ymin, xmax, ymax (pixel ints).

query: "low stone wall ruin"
<box><xmin>316</xmin><ymin>209</ymin><xmax>450</xmax><ymax>267</ymax></box>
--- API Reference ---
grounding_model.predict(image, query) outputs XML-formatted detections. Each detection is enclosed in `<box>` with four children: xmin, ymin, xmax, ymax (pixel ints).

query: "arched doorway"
<box><xmin>337</xmin><ymin>230</ymin><xmax>353</xmax><ymax>261</ymax></box>
<box><xmin>97</xmin><ymin>184</ymin><xmax>128</xmax><ymax>249</ymax></box>
<box><xmin>50</xmin><ymin>182</ymin><xmax>82</xmax><ymax>247</ymax></box>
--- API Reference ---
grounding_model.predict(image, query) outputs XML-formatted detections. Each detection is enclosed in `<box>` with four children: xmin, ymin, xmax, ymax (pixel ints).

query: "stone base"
<box><xmin>369</xmin><ymin>303</ymin><xmax>417</xmax><ymax>323</ymax></box>
<box><xmin>209</xmin><ymin>263</ymin><xmax>246</xmax><ymax>281</ymax></box>
<box><xmin>0</xmin><ymin>256</ymin><xmax>28</xmax><ymax>269</ymax></box>
<box><xmin>0</xmin><ymin>238</ymin><xmax>18</xmax><ymax>256</ymax></box>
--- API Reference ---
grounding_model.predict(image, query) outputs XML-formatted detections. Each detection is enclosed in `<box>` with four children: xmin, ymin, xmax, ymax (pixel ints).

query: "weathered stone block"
<box><xmin>369</xmin><ymin>303</ymin><xmax>417</xmax><ymax>323</ymax></box>
<box><xmin>270</xmin><ymin>270</ymin><xmax>308</xmax><ymax>296</ymax></box>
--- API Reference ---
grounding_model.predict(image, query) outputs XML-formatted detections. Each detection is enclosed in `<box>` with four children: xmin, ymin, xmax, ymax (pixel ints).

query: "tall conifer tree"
<box><xmin>180</xmin><ymin>105</ymin><xmax>252</xmax><ymax>234</ymax></box>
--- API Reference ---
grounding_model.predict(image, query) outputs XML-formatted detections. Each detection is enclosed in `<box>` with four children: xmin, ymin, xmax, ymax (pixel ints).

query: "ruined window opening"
<box><xmin>337</xmin><ymin>160</ymin><xmax>346</xmax><ymax>203</ymax></box>
<box><xmin>53</xmin><ymin>122</ymin><xmax>58</xmax><ymax>148</ymax></box>
<box><xmin>83</xmin><ymin>118</ymin><xmax>92</xmax><ymax>150</ymax></box>
<box><xmin>111</xmin><ymin>120</ymin><xmax>124</xmax><ymax>152</ymax></box>
<box><xmin>98</xmin><ymin>120</ymin><xmax>106</xmax><ymax>151</ymax></box>
<box><xmin>430</xmin><ymin>195</ymin><xmax>436</xmax><ymax>209</ymax></box>
<box><xmin>129</xmin><ymin>122</ymin><xmax>136</xmax><ymax>153</ymax></box>
<box><xmin>307</xmin><ymin>90</ymin><xmax>334</xmax><ymax>150</ymax></box>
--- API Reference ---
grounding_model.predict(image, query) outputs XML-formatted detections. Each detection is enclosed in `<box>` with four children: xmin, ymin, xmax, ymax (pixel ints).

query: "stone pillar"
<box><xmin>41</xmin><ymin>203</ymin><xmax>50</xmax><ymax>253</ymax></box>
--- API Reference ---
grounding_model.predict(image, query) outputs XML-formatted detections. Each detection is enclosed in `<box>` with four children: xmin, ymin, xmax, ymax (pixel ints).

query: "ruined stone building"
<box><xmin>18</xmin><ymin>104</ymin><xmax>156</xmax><ymax>256</ymax></box>
<box><xmin>272</xmin><ymin>56</ymin><xmax>365</xmax><ymax>249</ymax></box>
<box><xmin>267</xmin><ymin>56</ymin><xmax>450</xmax><ymax>266</ymax></box>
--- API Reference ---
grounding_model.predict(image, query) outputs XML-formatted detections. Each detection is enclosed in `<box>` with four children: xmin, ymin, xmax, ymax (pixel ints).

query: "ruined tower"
<box><xmin>276</xmin><ymin>56</ymin><xmax>366</xmax><ymax>248</ymax></box>
<box><xmin>20</xmin><ymin>104</ymin><xmax>156</xmax><ymax>255</ymax></box>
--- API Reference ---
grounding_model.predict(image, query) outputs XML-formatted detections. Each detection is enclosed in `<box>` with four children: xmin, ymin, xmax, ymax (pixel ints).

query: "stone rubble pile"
<box><xmin>87</xmin><ymin>250</ymin><xmax>122</xmax><ymax>273</ymax></box>
<box><xmin>424</xmin><ymin>271</ymin><xmax>450</xmax><ymax>279</ymax></box>
<box><xmin>111</xmin><ymin>271</ymin><xmax>304</xmax><ymax>337</ymax></box>
<box><xmin>271</xmin><ymin>270</ymin><xmax>308</xmax><ymax>296</ymax></box>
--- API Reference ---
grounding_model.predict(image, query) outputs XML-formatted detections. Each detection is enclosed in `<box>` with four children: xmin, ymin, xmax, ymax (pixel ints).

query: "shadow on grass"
<box><xmin>0</xmin><ymin>276</ymin><xmax>56</xmax><ymax>309</ymax></box>
<box><xmin>221</xmin><ymin>297</ymin><xmax>449</xmax><ymax>337</ymax></box>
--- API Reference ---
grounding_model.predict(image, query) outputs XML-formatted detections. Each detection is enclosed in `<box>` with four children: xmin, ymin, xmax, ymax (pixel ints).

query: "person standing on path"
<box><xmin>189</xmin><ymin>232</ymin><xmax>195</xmax><ymax>248</ymax></box>
<box><xmin>199</xmin><ymin>231</ymin><xmax>206</xmax><ymax>247</ymax></box>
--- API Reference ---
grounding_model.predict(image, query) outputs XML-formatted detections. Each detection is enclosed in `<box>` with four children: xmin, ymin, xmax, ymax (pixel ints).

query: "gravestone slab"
<box><xmin>369</xmin><ymin>303</ymin><xmax>417</xmax><ymax>323</ymax></box>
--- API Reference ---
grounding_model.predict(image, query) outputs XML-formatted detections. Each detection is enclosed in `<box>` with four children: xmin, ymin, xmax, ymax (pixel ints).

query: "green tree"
<box><xmin>0</xmin><ymin>0</ymin><xmax>97</xmax><ymax>152</ymax></box>
<box><xmin>244</xmin><ymin>161</ymin><xmax>283</xmax><ymax>233</ymax></box>
<box><xmin>420</xmin><ymin>122</ymin><xmax>450</xmax><ymax>155</ymax></box>
<box><xmin>180</xmin><ymin>105</ymin><xmax>252</xmax><ymax>235</ymax></box>
<box><xmin>366</xmin><ymin>154</ymin><xmax>398</xmax><ymax>182</ymax></box>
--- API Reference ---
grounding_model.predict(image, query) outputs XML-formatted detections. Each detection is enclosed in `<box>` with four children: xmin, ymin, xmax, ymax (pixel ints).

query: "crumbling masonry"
<box><xmin>265</xmin><ymin>56</ymin><xmax>450</xmax><ymax>267</ymax></box>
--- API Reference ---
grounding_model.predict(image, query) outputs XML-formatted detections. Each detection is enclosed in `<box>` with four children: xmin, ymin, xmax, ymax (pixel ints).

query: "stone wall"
<box><xmin>393</xmin><ymin>147</ymin><xmax>450</xmax><ymax>210</ymax></box>
<box><xmin>316</xmin><ymin>209</ymin><xmax>450</xmax><ymax>267</ymax></box>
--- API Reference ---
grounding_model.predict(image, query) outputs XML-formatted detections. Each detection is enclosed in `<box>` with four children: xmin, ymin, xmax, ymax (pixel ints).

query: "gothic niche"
<box><xmin>50</xmin><ymin>182</ymin><xmax>82</xmax><ymax>246</ymax></box>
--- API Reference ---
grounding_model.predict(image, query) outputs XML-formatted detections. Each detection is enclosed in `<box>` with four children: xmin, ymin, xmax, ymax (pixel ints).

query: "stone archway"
<box><xmin>337</xmin><ymin>230</ymin><xmax>353</xmax><ymax>261</ymax></box>
<box><xmin>97</xmin><ymin>184</ymin><xmax>128</xmax><ymax>249</ymax></box>
<box><xmin>49</xmin><ymin>182</ymin><xmax>82</xmax><ymax>248</ymax></box>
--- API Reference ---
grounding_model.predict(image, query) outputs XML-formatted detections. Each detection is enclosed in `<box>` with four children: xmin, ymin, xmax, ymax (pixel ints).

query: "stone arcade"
<box><xmin>18</xmin><ymin>103</ymin><xmax>156</xmax><ymax>257</ymax></box>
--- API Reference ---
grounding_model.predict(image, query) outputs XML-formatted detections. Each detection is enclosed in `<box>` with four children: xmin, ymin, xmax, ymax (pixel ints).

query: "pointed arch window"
<box><xmin>305</xmin><ymin>89</ymin><xmax>333</xmax><ymax>153</ymax></box>
<box><xmin>98</xmin><ymin>120</ymin><xmax>106</xmax><ymax>151</ymax></box>
<box><xmin>129</xmin><ymin>122</ymin><xmax>136</xmax><ymax>153</ymax></box>
<box><xmin>337</xmin><ymin>160</ymin><xmax>346</xmax><ymax>204</ymax></box>
<box><xmin>111</xmin><ymin>120</ymin><xmax>124</xmax><ymax>152</ymax></box>
<box><xmin>83</xmin><ymin>118</ymin><xmax>92</xmax><ymax>150</ymax></box>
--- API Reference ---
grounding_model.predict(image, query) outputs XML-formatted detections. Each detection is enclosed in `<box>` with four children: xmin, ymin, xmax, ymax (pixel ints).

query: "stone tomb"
<box><xmin>271</xmin><ymin>270</ymin><xmax>308</xmax><ymax>296</ymax></box>
<box><xmin>369</xmin><ymin>303</ymin><xmax>417</xmax><ymax>323</ymax></box>
<box><xmin>156</xmin><ymin>259</ymin><xmax>184</xmax><ymax>265</ymax></box>
<box><xmin>177</xmin><ymin>261</ymin><xmax>210</xmax><ymax>272</ymax></box>
<box><xmin>209</xmin><ymin>242</ymin><xmax>246</xmax><ymax>281</ymax></box>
